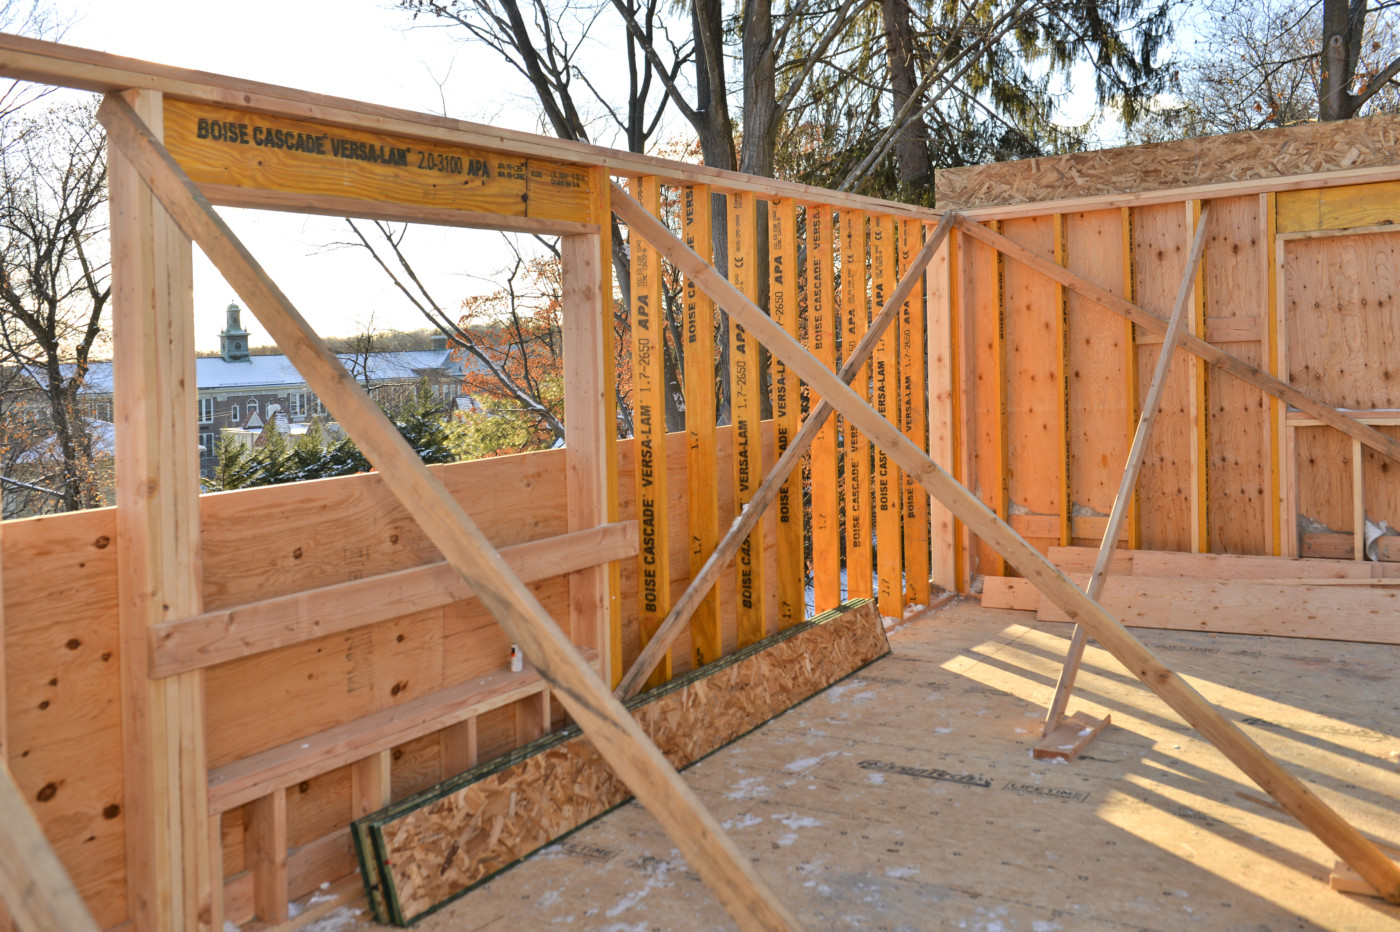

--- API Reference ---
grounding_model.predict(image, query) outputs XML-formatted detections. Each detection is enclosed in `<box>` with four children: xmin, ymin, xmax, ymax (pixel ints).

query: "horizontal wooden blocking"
<box><xmin>352</xmin><ymin>600</ymin><xmax>889</xmax><ymax>925</ymax></box>
<box><xmin>1032</xmin><ymin>711</ymin><xmax>1110</xmax><ymax>762</ymax></box>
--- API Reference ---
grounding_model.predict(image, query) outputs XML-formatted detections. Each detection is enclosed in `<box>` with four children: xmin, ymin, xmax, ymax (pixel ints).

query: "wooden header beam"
<box><xmin>96</xmin><ymin>93</ymin><xmax>802</xmax><ymax>932</ymax></box>
<box><xmin>611</xmin><ymin>183</ymin><xmax>1400</xmax><ymax>905</ymax></box>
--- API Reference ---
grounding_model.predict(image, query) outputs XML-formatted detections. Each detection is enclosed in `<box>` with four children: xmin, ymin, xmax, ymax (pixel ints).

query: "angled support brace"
<box><xmin>611</xmin><ymin>183</ymin><xmax>1400</xmax><ymax>904</ymax></box>
<box><xmin>0</xmin><ymin>762</ymin><xmax>100</xmax><ymax>932</ymax></box>
<box><xmin>614</xmin><ymin>209</ymin><xmax>957</xmax><ymax>700</ymax></box>
<box><xmin>952</xmin><ymin>215</ymin><xmax>1400</xmax><ymax>465</ymax></box>
<box><xmin>1040</xmin><ymin>206</ymin><xmax>1211</xmax><ymax>744</ymax></box>
<box><xmin>97</xmin><ymin>95</ymin><xmax>802</xmax><ymax>932</ymax></box>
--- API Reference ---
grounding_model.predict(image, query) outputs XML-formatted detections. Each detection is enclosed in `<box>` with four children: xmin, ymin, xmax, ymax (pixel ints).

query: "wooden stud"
<box><xmin>244</xmin><ymin>792</ymin><xmax>288</xmax><ymax>923</ymax></box>
<box><xmin>628</xmin><ymin>176</ymin><xmax>672</xmax><ymax>687</ymax></box>
<box><xmin>1353</xmin><ymin>438</ymin><xmax>1366</xmax><ymax>561</ymax></box>
<box><xmin>1276</xmin><ymin>231</ymin><xmax>1297</xmax><ymax>557</ymax></box>
<box><xmin>898</xmin><ymin>217</ymin><xmax>930</xmax><ymax>606</ymax></box>
<box><xmin>841</xmin><ymin>209</ymin><xmax>873</xmax><ymax>600</ymax></box>
<box><xmin>808</xmin><ymin>206</ymin><xmax>841</xmax><ymax>612</ymax></box>
<box><xmin>99</xmin><ymin>96</ymin><xmax>803</xmax><ymax>932</ymax></box>
<box><xmin>350</xmin><ymin>752</ymin><xmax>392</xmax><ymax>819</ymax></box>
<box><xmin>610</xmin><ymin>182</ymin><xmax>1400</xmax><ymax>907</ymax></box>
<box><xmin>515</xmin><ymin>691</ymin><xmax>551</xmax><ymax>746</ymax></box>
<box><xmin>1188</xmin><ymin>200</ymin><xmax>1209</xmax><ymax>553</ymax></box>
<box><xmin>439</xmin><ymin>719</ymin><xmax>478</xmax><ymax>776</ymax></box>
<box><xmin>0</xmin><ymin>761</ymin><xmax>100</xmax><ymax>932</ymax></box>
<box><xmin>1042</xmin><ymin>208</ymin><xmax>1211</xmax><ymax>736</ymax></box>
<box><xmin>926</xmin><ymin>224</ymin><xmax>958</xmax><ymax>591</ymax></box>
<box><xmin>567</xmin><ymin>167</ymin><xmax>619</xmax><ymax>688</ymax></box>
<box><xmin>613</xmin><ymin>213</ymin><xmax>955</xmax><ymax>699</ymax></box>
<box><xmin>109</xmin><ymin>88</ymin><xmax>216</xmax><ymax>932</ymax></box>
<box><xmin>951</xmin><ymin>216</ymin><xmax>1400</xmax><ymax>467</ymax></box>
<box><xmin>728</xmin><ymin>191</ymin><xmax>765</xmax><ymax>647</ymax></box>
<box><xmin>1122</xmin><ymin>207</ymin><xmax>1142</xmax><ymax>548</ymax></box>
<box><xmin>966</xmin><ymin>221</ymin><xmax>1008</xmax><ymax>579</ymax></box>
<box><xmin>871</xmin><ymin>215</ymin><xmax>902</xmax><ymax>616</ymax></box>
<box><xmin>1054</xmin><ymin>214</ymin><xmax>1071</xmax><ymax>548</ymax></box>
<box><xmin>1264</xmin><ymin>192</ymin><xmax>1281</xmax><ymax>556</ymax></box>
<box><xmin>681</xmin><ymin>184</ymin><xmax>722</xmax><ymax>666</ymax></box>
<box><xmin>769</xmin><ymin>198</ymin><xmax>804</xmax><ymax>628</ymax></box>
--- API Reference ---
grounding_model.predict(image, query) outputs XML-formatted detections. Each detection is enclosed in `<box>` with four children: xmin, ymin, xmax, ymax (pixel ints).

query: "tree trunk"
<box><xmin>1320</xmin><ymin>0</ymin><xmax>1362</xmax><ymax>120</ymax></box>
<box><xmin>880</xmin><ymin>0</ymin><xmax>932</xmax><ymax>189</ymax></box>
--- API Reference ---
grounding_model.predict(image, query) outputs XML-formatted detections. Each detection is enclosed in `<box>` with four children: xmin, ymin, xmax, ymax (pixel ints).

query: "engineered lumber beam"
<box><xmin>611</xmin><ymin>181</ymin><xmax>1400</xmax><ymax>904</ymax></box>
<box><xmin>149</xmin><ymin>523</ymin><xmax>637</xmax><ymax>677</ymax></box>
<box><xmin>809</xmin><ymin>205</ymin><xmax>841</xmax><ymax>612</ymax></box>
<box><xmin>98</xmin><ymin>95</ymin><xmax>802</xmax><ymax>932</ymax></box>
<box><xmin>1042</xmin><ymin>207</ymin><xmax>1210</xmax><ymax>737</ymax></box>
<box><xmin>898</xmin><ymin>217</ymin><xmax>929</xmax><ymax>607</ymax></box>
<box><xmin>952</xmin><ymin>215</ymin><xmax>1400</xmax><ymax>468</ymax></box>
<box><xmin>841</xmin><ymin>209</ymin><xmax>874</xmax><ymax>599</ymax></box>
<box><xmin>871</xmin><ymin>215</ymin><xmax>903</xmax><ymax>617</ymax></box>
<box><xmin>614</xmin><ymin>211</ymin><xmax>956</xmax><ymax>699</ymax></box>
<box><xmin>728</xmin><ymin>191</ymin><xmax>765</xmax><ymax>648</ymax></box>
<box><xmin>770</xmin><ymin>197</ymin><xmax>804</xmax><ymax>628</ymax></box>
<box><xmin>0</xmin><ymin>761</ymin><xmax>100</xmax><ymax>932</ymax></box>
<box><xmin>110</xmin><ymin>88</ymin><xmax>217</xmax><ymax>932</ymax></box>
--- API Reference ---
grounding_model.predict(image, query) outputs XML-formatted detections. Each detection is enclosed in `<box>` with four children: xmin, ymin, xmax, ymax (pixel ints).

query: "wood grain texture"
<box><xmin>0</xmin><ymin>762</ymin><xmax>100</xmax><ymax>932</ymax></box>
<box><xmin>841</xmin><ymin>210</ymin><xmax>873</xmax><ymax>598</ymax></box>
<box><xmin>728</xmin><ymin>192</ymin><xmax>766</xmax><ymax>646</ymax></box>
<box><xmin>898</xmin><ymin>218</ymin><xmax>930</xmax><ymax>606</ymax></box>
<box><xmin>355</xmin><ymin>600</ymin><xmax>889</xmax><ymax>924</ymax></box>
<box><xmin>809</xmin><ymin>207</ymin><xmax>841</xmax><ymax>611</ymax></box>
<box><xmin>926</xmin><ymin>227</ymin><xmax>957</xmax><ymax>591</ymax></box>
<box><xmin>962</xmin><ymin>223</ymin><xmax>1006</xmax><ymax>578</ymax></box>
<box><xmin>871</xmin><ymin>215</ymin><xmax>902</xmax><ymax>615</ymax></box>
<box><xmin>769</xmin><ymin>198</ymin><xmax>804</xmax><ymax>628</ymax></box>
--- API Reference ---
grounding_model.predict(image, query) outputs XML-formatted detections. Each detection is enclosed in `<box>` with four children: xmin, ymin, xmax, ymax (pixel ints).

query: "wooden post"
<box><xmin>1053</xmin><ymin>214</ymin><xmax>1071</xmax><ymax>548</ymax></box>
<box><xmin>611</xmin><ymin>183</ymin><xmax>1400</xmax><ymax>904</ymax></box>
<box><xmin>244</xmin><ymin>792</ymin><xmax>288</xmax><ymax>922</ymax></box>
<box><xmin>898</xmin><ymin>218</ymin><xmax>930</xmax><ymax>606</ymax></box>
<box><xmin>769</xmin><ymin>198</ymin><xmax>803</xmax><ymax>628</ymax></box>
<box><xmin>871</xmin><ymin>216</ymin><xmax>902</xmax><ymax>617</ymax></box>
<box><xmin>98</xmin><ymin>96</ymin><xmax>802</xmax><ymax>932</ymax></box>
<box><xmin>439</xmin><ymin>718</ymin><xmax>478</xmax><ymax>775</ymax></box>
<box><xmin>627</xmin><ymin>176</ymin><xmax>672</xmax><ymax>688</ymax></box>
<box><xmin>808</xmin><ymin>206</ymin><xmax>841</xmax><ymax>612</ymax></box>
<box><xmin>927</xmin><ymin>225</ymin><xmax>957</xmax><ymax>591</ymax></box>
<box><xmin>1121</xmin><ymin>208</ymin><xmax>1141</xmax><ymax>548</ymax></box>
<box><xmin>728</xmin><ymin>192</ymin><xmax>765</xmax><ymax>647</ymax></box>
<box><xmin>1041</xmin><ymin>208</ymin><xmax>1211</xmax><ymax>737</ymax></box>
<box><xmin>840</xmin><ymin>209</ymin><xmax>873</xmax><ymax>600</ymax></box>
<box><xmin>351</xmin><ymin>752</ymin><xmax>392</xmax><ymax>819</ymax></box>
<box><xmin>567</xmin><ymin>167</ymin><xmax>618</xmax><ymax>687</ymax></box>
<box><xmin>0</xmin><ymin>762</ymin><xmax>100</xmax><ymax>932</ymax></box>
<box><xmin>109</xmin><ymin>88</ymin><xmax>217</xmax><ymax>932</ymax></box>
<box><xmin>1188</xmin><ymin>200</ymin><xmax>1209</xmax><ymax>553</ymax></box>
<box><xmin>1264</xmin><ymin>192</ymin><xmax>1281</xmax><ymax>556</ymax></box>
<box><xmin>681</xmin><ymin>185</ymin><xmax>722</xmax><ymax>666</ymax></box>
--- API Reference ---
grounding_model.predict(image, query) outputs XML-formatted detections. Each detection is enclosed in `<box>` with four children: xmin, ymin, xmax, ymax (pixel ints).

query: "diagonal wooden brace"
<box><xmin>611</xmin><ymin>183</ymin><xmax>1400</xmax><ymax>904</ymax></box>
<box><xmin>614</xmin><ymin>209</ymin><xmax>956</xmax><ymax>700</ymax></box>
<box><xmin>98</xmin><ymin>95</ymin><xmax>802</xmax><ymax>932</ymax></box>
<box><xmin>1041</xmin><ymin>206</ymin><xmax>1210</xmax><ymax>739</ymax></box>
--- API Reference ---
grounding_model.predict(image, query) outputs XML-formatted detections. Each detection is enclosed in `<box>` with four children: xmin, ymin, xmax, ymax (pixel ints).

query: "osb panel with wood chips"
<box><xmin>935</xmin><ymin>113</ymin><xmax>1400</xmax><ymax>209</ymax></box>
<box><xmin>355</xmin><ymin>599</ymin><xmax>889</xmax><ymax>924</ymax></box>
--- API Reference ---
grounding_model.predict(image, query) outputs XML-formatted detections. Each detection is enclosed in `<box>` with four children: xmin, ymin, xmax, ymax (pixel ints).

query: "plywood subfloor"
<box><xmin>308</xmin><ymin>599</ymin><xmax>1400</xmax><ymax>931</ymax></box>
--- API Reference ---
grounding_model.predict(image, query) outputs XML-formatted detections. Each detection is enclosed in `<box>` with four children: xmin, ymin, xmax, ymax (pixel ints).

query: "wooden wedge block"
<box><xmin>1032</xmin><ymin>711</ymin><xmax>1111</xmax><ymax>762</ymax></box>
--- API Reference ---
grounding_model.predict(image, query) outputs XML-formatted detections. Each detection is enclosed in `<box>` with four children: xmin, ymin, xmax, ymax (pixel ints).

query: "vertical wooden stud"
<box><xmin>898</xmin><ymin>217</ymin><xmax>930</xmax><ymax>606</ymax></box>
<box><xmin>1188</xmin><ymin>200</ymin><xmax>1210</xmax><ymax>553</ymax></box>
<box><xmin>1264</xmin><ymin>192</ymin><xmax>1282</xmax><ymax>556</ymax></box>
<box><xmin>1353</xmin><ymin>437</ymin><xmax>1366</xmax><ymax>561</ymax></box>
<box><xmin>769</xmin><ymin>198</ymin><xmax>803</xmax><ymax>627</ymax></box>
<box><xmin>728</xmin><ymin>192</ymin><xmax>765</xmax><ymax>647</ymax></box>
<box><xmin>351</xmin><ymin>751</ymin><xmax>392</xmax><ymax>819</ymax></box>
<box><xmin>565</xmin><ymin>179</ymin><xmax>615</xmax><ymax>686</ymax></box>
<box><xmin>809</xmin><ymin>206</ymin><xmax>841</xmax><ymax>612</ymax></box>
<box><xmin>840</xmin><ymin>209</ymin><xmax>874</xmax><ymax>599</ymax></box>
<box><xmin>926</xmin><ymin>225</ymin><xmax>958</xmax><ymax>591</ymax></box>
<box><xmin>1122</xmin><ymin>207</ymin><xmax>1141</xmax><ymax>549</ymax></box>
<box><xmin>681</xmin><ymin>185</ymin><xmax>722</xmax><ymax>666</ymax></box>
<box><xmin>244</xmin><ymin>793</ymin><xmax>287</xmax><ymax>923</ymax></box>
<box><xmin>0</xmin><ymin>488</ymin><xmax>9</xmax><ymax>932</ymax></box>
<box><xmin>515</xmin><ymin>691</ymin><xmax>551</xmax><ymax>745</ymax></box>
<box><xmin>973</xmin><ymin>220</ymin><xmax>1009</xmax><ymax>579</ymax></box>
<box><xmin>628</xmin><ymin>176</ymin><xmax>672</xmax><ymax>686</ymax></box>
<box><xmin>1054</xmin><ymin>214</ymin><xmax>1072</xmax><ymax>548</ymax></box>
<box><xmin>110</xmin><ymin>88</ymin><xmax>216</xmax><ymax>932</ymax></box>
<box><xmin>439</xmin><ymin>718</ymin><xmax>479</xmax><ymax>775</ymax></box>
<box><xmin>1276</xmin><ymin>230</ymin><xmax>1296</xmax><ymax>557</ymax></box>
<box><xmin>872</xmin><ymin>215</ymin><xmax>901</xmax><ymax>616</ymax></box>
<box><xmin>582</xmin><ymin>166</ymin><xmax>621</xmax><ymax>687</ymax></box>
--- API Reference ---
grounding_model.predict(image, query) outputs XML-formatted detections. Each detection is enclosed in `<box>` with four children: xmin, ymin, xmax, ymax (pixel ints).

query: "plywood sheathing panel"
<box><xmin>934</xmin><ymin>113</ymin><xmax>1400</xmax><ymax>209</ymax></box>
<box><xmin>354</xmin><ymin>599</ymin><xmax>889</xmax><ymax>924</ymax></box>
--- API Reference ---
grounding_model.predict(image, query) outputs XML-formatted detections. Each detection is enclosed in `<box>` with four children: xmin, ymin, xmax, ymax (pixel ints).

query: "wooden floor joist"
<box><xmin>97</xmin><ymin>94</ymin><xmax>803</xmax><ymax>932</ymax></box>
<box><xmin>611</xmin><ymin>182</ymin><xmax>1400</xmax><ymax>904</ymax></box>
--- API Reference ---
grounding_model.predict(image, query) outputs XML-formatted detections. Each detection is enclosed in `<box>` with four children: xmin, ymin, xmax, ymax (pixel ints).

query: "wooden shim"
<box><xmin>870</xmin><ymin>216</ymin><xmax>902</xmax><ymax>617</ymax></box>
<box><xmin>842</xmin><ymin>209</ymin><xmax>874</xmax><ymax>599</ymax></box>
<box><xmin>1032</xmin><ymin>711</ymin><xmax>1111</xmax><ymax>762</ymax></box>
<box><xmin>809</xmin><ymin>206</ymin><xmax>841</xmax><ymax>612</ymax></box>
<box><xmin>682</xmin><ymin>185</ymin><xmax>722</xmax><ymax>666</ymax></box>
<box><xmin>952</xmin><ymin>215</ymin><xmax>1400</xmax><ymax>469</ymax></box>
<box><xmin>99</xmin><ymin>95</ymin><xmax>801</xmax><ymax>932</ymax></box>
<box><xmin>149</xmin><ymin>523</ymin><xmax>636</xmax><ymax>677</ymax></box>
<box><xmin>628</xmin><ymin>176</ymin><xmax>672</xmax><ymax>688</ymax></box>
<box><xmin>899</xmin><ymin>217</ymin><xmax>931</xmax><ymax>606</ymax></box>
<box><xmin>0</xmin><ymin>761</ymin><xmax>100</xmax><ymax>932</ymax></box>
<box><xmin>728</xmin><ymin>191</ymin><xmax>766</xmax><ymax>647</ymax></box>
<box><xmin>353</xmin><ymin>600</ymin><xmax>889</xmax><ymax>925</ymax></box>
<box><xmin>612</xmin><ymin>212</ymin><xmax>955</xmax><ymax>699</ymax></box>
<box><xmin>1037</xmin><ymin>575</ymin><xmax>1400</xmax><ymax>643</ymax></box>
<box><xmin>770</xmin><ymin>197</ymin><xmax>803</xmax><ymax>628</ymax></box>
<box><xmin>611</xmin><ymin>181</ymin><xmax>1400</xmax><ymax>903</ymax></box>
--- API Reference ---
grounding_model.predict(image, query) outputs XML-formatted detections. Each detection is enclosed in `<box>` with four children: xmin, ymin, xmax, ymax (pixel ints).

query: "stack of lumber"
<box><xmin>982</xmin><ymin>548</ymin><xmax>1400</xmax><ymax>645</ymax></box>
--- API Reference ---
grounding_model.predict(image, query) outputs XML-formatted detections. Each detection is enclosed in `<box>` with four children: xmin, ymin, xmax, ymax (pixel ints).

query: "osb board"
<box><xmin>1132</xmin><ymin>203</ymin><xmax>1194</xmax><ymax>551</ymax></box>
<box><xmin>1203</xmin><ymin>195</ymin><xmax>1271</xmax><ymax>554</ymax></box>
<box><xmin>163</xmin><ymin>99</ymin><xmax>592</xmax><ymax>223</ymax></box>
<box><xmin>334</xmin><ymin>601</ymin><xmax>1400</xmax><ymax>931</ymax></box>
<box><xmin>934</xmin><ymin>111</ymin><xmax>1400</xmax><ymax>209</ymax></box>
<box><xmin>353</xmin><ymin>599</ymin><xmax>890</xmax><ymax>925</ymax></box>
